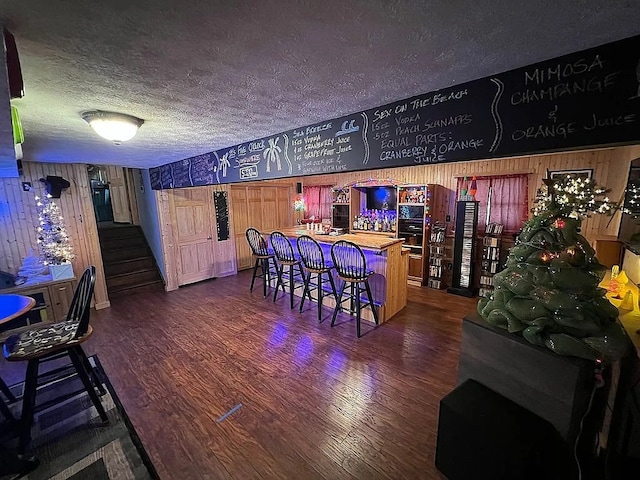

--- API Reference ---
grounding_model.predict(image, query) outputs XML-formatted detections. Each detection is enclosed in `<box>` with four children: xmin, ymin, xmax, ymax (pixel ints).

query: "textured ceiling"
<box><xmin>3</xmin><ymin>0</ymin><xmax>640</xmax><ymax>168</ymax></box>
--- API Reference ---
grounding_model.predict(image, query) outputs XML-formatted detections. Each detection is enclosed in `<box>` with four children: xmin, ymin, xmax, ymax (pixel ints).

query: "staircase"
<box><xmin>98</xmin><ymin>225</ymin><xmax>164</xmax><ymax>298</ymax></box>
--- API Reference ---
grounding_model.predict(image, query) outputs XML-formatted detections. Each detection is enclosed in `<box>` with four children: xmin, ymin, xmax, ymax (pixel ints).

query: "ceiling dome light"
<box><xmin>82</xmin><ymin>110</ymin><xmax>144</xmax><ymax>143</ymax></box>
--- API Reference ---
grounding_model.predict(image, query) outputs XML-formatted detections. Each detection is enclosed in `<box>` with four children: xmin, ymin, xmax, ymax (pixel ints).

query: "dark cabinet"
<box><xmin>332</xmin><ymin>204</ymin><xmax>350</xmax><ymax>229</ymax></box>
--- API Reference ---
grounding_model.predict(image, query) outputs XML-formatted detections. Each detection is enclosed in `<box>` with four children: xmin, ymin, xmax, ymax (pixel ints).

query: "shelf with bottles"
<box><xmin>352</xmin><ymin>209</ymin><xmax>397</xmax><ymax>234</ymax></box>
<box><xmin>479</xmin><ymin>223</ymin><xmax>504</xmax><ymax>298</ymax></box>
<box><xmin>427</xmin><ymin>222</ymin><xmax>447</xmax><ymax>289</ymax></box>
<box><xmin>331</xmin><ymin>186</ymin><xmax>350</xmax><ymax>204</ymax></box>
<box><xmin>398</xmin><ymin>185</ymin><xmax>427</xmax><ymax>205</ymax></box>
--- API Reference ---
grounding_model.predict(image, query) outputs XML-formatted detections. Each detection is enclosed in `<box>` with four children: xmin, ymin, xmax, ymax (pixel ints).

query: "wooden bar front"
<box><xmin>269</xmin><ymin>228</ymin><xmax>409</xmax><ymax>323</ymax></box>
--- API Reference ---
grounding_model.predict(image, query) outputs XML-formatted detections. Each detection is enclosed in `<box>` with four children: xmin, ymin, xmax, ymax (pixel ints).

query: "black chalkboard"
<box><xmin>150</xmin><ymin>34</ymin><xmax>640</xmax><ymax>190</ymax></box>
<box><xmin>213</xmin><ymin>191</ymin><xmax>229</xmax><ymax>241</ymax></box>
<box><xmin>159</xmin><ymin>163</ymin><xmax>174</xmax><ymax>189</ymax></box>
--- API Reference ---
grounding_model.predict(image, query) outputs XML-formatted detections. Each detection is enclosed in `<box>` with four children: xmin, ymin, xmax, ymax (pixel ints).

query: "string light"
<box><xmin>620</xmin><ymin>180</ymin><xmax>640</xmax><ymax>216</ymax></box>
<box><xmin>532</xmin><ymin>175</ymin><xmax>615</xmax><ymax>219</ymax></box>
<box><xmin>335</xmin><ymin>177</ymin><xmax>399</xmax><ymax>189</ymax></box>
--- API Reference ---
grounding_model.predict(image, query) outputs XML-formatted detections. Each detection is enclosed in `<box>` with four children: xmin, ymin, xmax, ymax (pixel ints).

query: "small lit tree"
<box><xmin>35</xmin><ymin>194</ymin><xmax>74</xmax><ymax>265</ymax></box>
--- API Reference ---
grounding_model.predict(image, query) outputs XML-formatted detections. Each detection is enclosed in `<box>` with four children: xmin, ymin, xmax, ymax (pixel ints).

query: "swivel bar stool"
<box><xmin>330</xmin><ymin>240</ymin><xmax>379</xmax><ymax>337</ymax></box>
<box><xmin>297</xmin><ymin>235</ymin><xmax>338</xmax><ymax>323</ymax></box>
<box><xmin>270</xmin><ymin>231</ymin><xmax>310</xmax><ymax>309</ymax></box>
<box><xmin>246</xmin><ymin>228</ymin><xmax>277</xmax><ymax>298</ymax></box>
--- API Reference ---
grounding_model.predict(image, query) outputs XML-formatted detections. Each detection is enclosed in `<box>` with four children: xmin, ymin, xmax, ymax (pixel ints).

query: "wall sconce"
<box><xmin>82</xmin><ymin>110</ymin><xmax>144</xmax><ymax>143</ymax></box>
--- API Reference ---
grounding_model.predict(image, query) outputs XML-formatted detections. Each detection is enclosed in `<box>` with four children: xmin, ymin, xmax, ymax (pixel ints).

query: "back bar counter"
<box><xmin>269</xmin><ymin>228</ymin><xmax>409</xmax><ymax>323</ymax></box>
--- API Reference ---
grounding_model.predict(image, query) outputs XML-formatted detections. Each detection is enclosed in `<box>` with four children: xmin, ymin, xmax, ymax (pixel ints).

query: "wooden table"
<box><xmin>0</xmin><ymin>294</ymin><xmax>36</xmax><ymax>325</ymax></box>
<box><xmin>0</xmin><ymin>294</ymin><xmax>35</xmax><ymax>423</ymax></box>
<box><xmin>266</xmin><ymin>228</ymin><xmax>409</xmax><ymax>323</ymax></box>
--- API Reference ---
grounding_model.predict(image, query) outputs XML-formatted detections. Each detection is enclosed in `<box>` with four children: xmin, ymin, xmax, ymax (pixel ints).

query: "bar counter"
<box><xmin>267</xmin><ymin>227</ymin><xmax>409</xmax><ymax>323</ymax></box>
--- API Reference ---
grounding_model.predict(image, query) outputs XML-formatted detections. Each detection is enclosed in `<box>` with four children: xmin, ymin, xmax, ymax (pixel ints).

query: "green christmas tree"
<box><xmin>478</xmin><ymin>174</ymin><xmax>630</xmax><ymax>362</ymax></box>
<box><xmin>35</xmin><ymin>194</ymin><xmax>74</xmax><ymax>265</ymax></box>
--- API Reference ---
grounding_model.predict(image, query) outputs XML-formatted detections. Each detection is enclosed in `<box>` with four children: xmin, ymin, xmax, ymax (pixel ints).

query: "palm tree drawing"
<box><xmin>264</xmin><ymin>137</ymin><xmax>282</xmax><ymax>173</ymax></box>
<box><xmin>219</xmin><ymin>152</ymin><xmax>231</xmax><ymax>178</ymax></box>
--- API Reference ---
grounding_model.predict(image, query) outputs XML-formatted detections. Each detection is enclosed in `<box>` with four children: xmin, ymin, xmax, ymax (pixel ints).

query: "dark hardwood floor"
<box><xmin>1</xmin><ymin>270</ymin><xmax>478</xmax><ymax>479</ymax></box>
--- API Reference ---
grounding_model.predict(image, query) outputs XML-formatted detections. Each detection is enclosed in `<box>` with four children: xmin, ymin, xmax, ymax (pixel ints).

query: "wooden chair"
<box><xmin>270</xmin><ymin>231</ymin><xmax>310</xmax><ymax>309</ymax></box>
<box><xmin>246</xmin><ymin>228</ymin><xmax>277</xmax><ymax>298</ymax></box>
<box><xmin>297</xmin><ymin>235</ymin><xmax>338</xmax><ymax>323</ymax></box>
<box><xmin>0</xmin><ymin>378</ymin><xmax>17</xmax><ymax>424</ymax></box>
<box><xmin>3</xmin><ymin>266</ymin><xmax>108</xmax><ymax>453</ymax></box>
<box><xmin>330</xmin><ymin>240</ymin><xmax>379</xmax><ymax>337</ymax></box>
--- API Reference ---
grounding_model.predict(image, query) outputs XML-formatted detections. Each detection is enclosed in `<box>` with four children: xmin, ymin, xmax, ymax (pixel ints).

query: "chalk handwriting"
<box><xmin>524</xmin><ymin>55</ymin><xmax>604</xmax><ymax>86</ymax></box>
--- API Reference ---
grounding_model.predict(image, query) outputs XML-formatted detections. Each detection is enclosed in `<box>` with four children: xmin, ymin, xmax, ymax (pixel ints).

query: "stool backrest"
<box><xmin>69</xmin><ymin>266</ymin><xmax>96</xmax><ymax>338</ymax></box>
<box><xmin>331</xmin><ymin>240</ymin><xmax>368</xmax><ymax>280</ymax></box>
<box><xmin>270</xmin><ymin>231</ymin><xmax>297</xmax><ymax>262</ymax></box>
<box><xmin>246</xmin><ymin>228</ymin><xmax>270</xmax><ymax>256</ymax></box>
<box><xmin>297</xmin><ymin>235</ymin><xmax>326</xmax><ymax>271</ymax></box>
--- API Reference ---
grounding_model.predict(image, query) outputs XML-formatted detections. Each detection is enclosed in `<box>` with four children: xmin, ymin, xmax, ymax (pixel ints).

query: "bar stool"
<box><xmin>246</xmin><ymin>228</ymin><xmax>277</xmax><ymax>298</ymax></box>
<box><xmin>297</xmin><ymin>235</ymin><xmax>338</xmax><ymax>323</ymax></box>
<box><xmin>270</xmin><ymin>231</ymin><xmax>309</xmax><ymax>309</ymax></box>
<box><xmin>330</xmin><ymin>240</ymin><xmax>379</xmax><ymax>337</ymax></box>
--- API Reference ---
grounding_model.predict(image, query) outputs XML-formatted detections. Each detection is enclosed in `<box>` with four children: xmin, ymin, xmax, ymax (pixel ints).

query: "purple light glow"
<box><xmin>268</xmin><ymin>322</ymin><xmax>288</xmax><ymax>349</ymax></box>
<box><xmin>294</xmin><ymin>336</ymin><xmax>313</xmax><ymax>363</ymax></box>
<box><xmin>326</xmin><ymin>349</ymin><xmax>346</xmax><ymax>374</ymax></box>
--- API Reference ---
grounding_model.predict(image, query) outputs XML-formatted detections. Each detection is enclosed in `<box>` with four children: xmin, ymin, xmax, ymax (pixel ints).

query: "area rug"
<box><xmin>1</xmin><ymin>355</ymin><xmax>159</xmax><ymax>480</ymax></box>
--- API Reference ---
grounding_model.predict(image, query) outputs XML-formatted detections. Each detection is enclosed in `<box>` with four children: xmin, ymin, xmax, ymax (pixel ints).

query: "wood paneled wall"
<box><xmin>301</xmin><ymin>146</ymin><xmax>640</xmax><ymax>242</ymax></box>
<box><xmin>0</xmin><ymin>161</ymin><xmax>109</xmax><ymax>309</ymax></box>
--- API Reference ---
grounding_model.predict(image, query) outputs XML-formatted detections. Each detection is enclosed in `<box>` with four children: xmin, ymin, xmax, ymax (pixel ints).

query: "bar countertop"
<box><xmin>269</xmin><ymin>227</ymin><xmax>405</xmax><ymax>251</ymax></box>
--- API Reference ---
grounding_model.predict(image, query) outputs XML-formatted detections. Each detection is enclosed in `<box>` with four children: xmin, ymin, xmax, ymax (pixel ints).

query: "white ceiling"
<box><xmin>3</xmin><ymin>0</ymin><xmax>640</xmax><ymax>169</ymax></box>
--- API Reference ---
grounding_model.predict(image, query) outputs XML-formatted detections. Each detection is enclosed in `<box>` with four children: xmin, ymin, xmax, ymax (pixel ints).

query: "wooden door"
<box><xmin>125</xmin><ymin>168</ymin><xmax>140</xmax><ymax>225</ymax></box>
<box><xmin>276</xmin><ymin>187</ymin><xmax>293</xmax><ymax>227</ymax></box>
<box><xmin>230</xmin><ymin>184</ymin><xmax>293</xmax><ymax>270</ymax></box>
<box><xmin>170</xmin><ymin>187</ymin><xmax>215</xmax><ymax>286</ymax></box>
<box><xmin>105</xmin><ymin>166</ymin><xmax>132</xmax><ymax>223</ymax></box>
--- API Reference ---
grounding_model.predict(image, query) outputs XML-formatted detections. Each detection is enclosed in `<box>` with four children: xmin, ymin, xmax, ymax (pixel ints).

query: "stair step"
<box><xmin>98</xmin><ymin>224</ymin><xmax>164</xmax><ymax>297</ymax></box>
<box><xmin>98</xmin><ymin>225</ymin><xmax>143</xmax><ymax>241</ymax></box>
<box><xmin>102</xmin><ymin>246</ymin><xmax>151</xmax><ymax>262</ymax></box>
<box><xmin>103</xmin><ymin>257</ymin><xmax>156</xmax><ymax>277</ymax></box>
<box><xmin>108</xmin><ymin>279</ymin><xmax>165</xmax><ymax>298</ymax></box>
<box><xmin>106</xmin><ymin>268</ymin><xmax>161</xmax><ymax>289</ymax></box>
<box><xmin>100</xmin><ymin>235</ymin><xmax>148</xmax><ymax>251</ymax></box>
